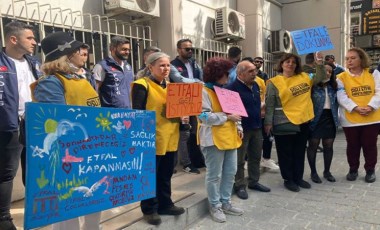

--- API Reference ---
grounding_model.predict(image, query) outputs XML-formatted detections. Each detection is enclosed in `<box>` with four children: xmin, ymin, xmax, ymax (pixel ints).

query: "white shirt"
<box><xmin>9</xmin><ymin>56</ymin><xmax>36</xmax><ymax>116</ymax></box>
<box><xmin>93</xmin><ymin>56</ymin><xmax>125</xmax><ymax>82</ymax></box>
<box><xmin>323</xmin><ymin>87</ymin><xmax>331</xmax><ymax>109</ymax></box>
<box><xmin>337</xmin><ymin>69</ymin><xmax>380</xmax><ymax>127</ymax></box>
<box><xmin>184</xmin><ymin>62</ymin><xmax>194</xmax><ymax>79</ymax></box>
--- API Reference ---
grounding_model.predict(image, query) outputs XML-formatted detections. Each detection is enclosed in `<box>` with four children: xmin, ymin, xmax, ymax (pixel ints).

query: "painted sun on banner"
<box><xmin>24</xmin><ymin>103</ymin><xmax>156</xmax><ymax>230</ymax></box>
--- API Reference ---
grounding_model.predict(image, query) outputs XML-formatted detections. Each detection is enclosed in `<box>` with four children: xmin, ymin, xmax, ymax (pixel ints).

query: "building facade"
<box><xmin>351</xmin><ymin>0</ymin><xmax>380</xmax><ymax>70</ymax></box>
<box><xmin>0</xmin><ymin>0</ymin><xmax>350</xmax><ymax>201</ymax></box>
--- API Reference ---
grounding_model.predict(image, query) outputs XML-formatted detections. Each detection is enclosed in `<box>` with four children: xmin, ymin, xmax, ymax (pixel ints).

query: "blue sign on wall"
<box><xmin>290</xmin><ymin>25</ymin><xmax>334</xmax><ymax>55</ymax></box>
<box><xmin>24</xmin><ymin>103</ymin><xmax>156</xmax><ymax>229</ymax></box>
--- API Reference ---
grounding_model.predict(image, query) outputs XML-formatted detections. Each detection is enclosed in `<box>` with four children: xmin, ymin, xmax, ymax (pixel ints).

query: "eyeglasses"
<box><xmin>181</xmin><ymin>48</ymin><xmax>194</xmax><ymax>52</ymax></box>
<box><xmin>254</xmin><ymin>61</ymin><xmax>264</xmax><ymax>64</ymax></box>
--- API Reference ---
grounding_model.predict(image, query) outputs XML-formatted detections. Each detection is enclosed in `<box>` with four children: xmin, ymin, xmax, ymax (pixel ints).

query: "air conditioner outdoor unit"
<box><xmin>104</xmin><ymin>0</ymin><xmax>160</xmax><ymax>18</ymax></box>
<box><xmin>214</xmin><ymin>7</ymin><xmax>245</xmax><ymax>41</ymax></box>
<box><xmin>271</xmin><ymin>29</ymin><xmax>292</xmax><ymax>53</ymax></box>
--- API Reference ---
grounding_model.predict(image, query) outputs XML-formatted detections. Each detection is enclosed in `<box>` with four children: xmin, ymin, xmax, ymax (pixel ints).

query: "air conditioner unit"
<box><xmin>214</xmin><ymin>7</ymin><xmax>245</xmax><ymax>41</ymax></box>
<box><xmin>104</xmin><ymin>0</ymin><xmax>160</xmax><ymax>18</ymax></box>
<box><xmin>270</xmin><ymin>29</ymin><xmax>292</xmax><ymax>53</ymax></box>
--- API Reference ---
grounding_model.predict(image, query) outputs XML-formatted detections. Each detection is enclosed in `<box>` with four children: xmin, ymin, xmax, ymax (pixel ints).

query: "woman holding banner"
<box><xmin>31</xmin><ymin>32</ymin><xmax>101</xmax><ymax>229</ymax></box>
<box><xmin>337</xmin><ymin>47</ymin><xmax>380</xmax><ymax>183</ymax></box>
<box><xmin>264</xmin><ymin>52</ymin><xmax>325</xmax><ymax>192</ymax></box>
<box><xmin>197</xmin><ymin>57</ymin><xmax>244</xmax><ymax>223</ymax></box>
<box><xmin>131</xmin><ymin>52</ymin><xmax>185</xmax><ymax>226</ymax></box>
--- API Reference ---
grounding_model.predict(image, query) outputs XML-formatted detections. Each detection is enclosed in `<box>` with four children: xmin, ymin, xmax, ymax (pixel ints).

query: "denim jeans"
<box><xmin>201</xmin><ymin>145</ymin><xmax>237</xmax><ymax>207</ymax></box>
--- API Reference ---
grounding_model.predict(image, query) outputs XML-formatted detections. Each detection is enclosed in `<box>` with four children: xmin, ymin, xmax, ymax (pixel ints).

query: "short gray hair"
<box><xmin>236</xmin><ymin>60</ymin><xmax>250</xmax><ymax>75</ymax></box>
<box><xmin>146</xmin><ymin>52</ymin><xmax>170</xmax><ymax>66</ymax></box>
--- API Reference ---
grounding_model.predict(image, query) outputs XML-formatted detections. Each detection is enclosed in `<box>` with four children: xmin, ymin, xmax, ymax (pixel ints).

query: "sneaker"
<box><xmin>346</xmin><ymin>170</ymin><xmax>358</xmax><ymax>181</ymax></box>
<box><xmin>143</xmin><ymin>212</ymin><xmax>162</xmax><ymax>225</ymax></box>
<box><xmin>157</xmin><ymin>205</ymin><xmax>185</xmax><ymax>215</ymax></box>
<box><xmin>0</xmin><ymin>215</ymin><xmax>17</xmax><ymax>230</ymax></box>
<box><xmin>210</xmin><ymin>206</ymin><xmax>226</xmax><ymax>223</ymax></box>
<box><xmin>260</xmin><ymin>159</ymin><xmax>279</xmax><ymax>170</ymax></box>
<box><xmin>365</xmin><ymin>170</ymin><xmax>376</xmax><ymax>183</ymax></box>
<box><xmin>183</xmin><ymin>164</ymin><xmax>200</xmax><ymax>174</ymax></box>
<box><xmin>221</xmin><ymin>203</ymin><xmax>244</xmax><ymax>216</ymax></box>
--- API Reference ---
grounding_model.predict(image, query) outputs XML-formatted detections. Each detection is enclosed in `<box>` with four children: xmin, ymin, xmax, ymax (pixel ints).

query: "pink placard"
<box><xmin>214</xmin><ymin>86</ymin><xmax>248</xmax><ymax>117</ymax></box>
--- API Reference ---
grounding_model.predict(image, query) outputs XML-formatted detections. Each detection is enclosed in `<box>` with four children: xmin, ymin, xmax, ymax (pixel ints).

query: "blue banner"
<box><xmin>290</xmin><ymin>25</ymin><xmax>334</xmax><ymax>55</ymax></box>
<box><xmin>24</xmin><ymin>103</ymin><xmax>156</xmax><ymax>229</ymax></box>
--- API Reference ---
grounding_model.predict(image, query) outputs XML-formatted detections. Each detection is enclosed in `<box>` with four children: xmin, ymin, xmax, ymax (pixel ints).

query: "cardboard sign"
<box><xmin>166</xmin><ymin>83</ymin><xmax>203</xmax><ymax>118</ymax></box>
<box><xmin>214</xmin><ymin>86</ymin><xmax>248</xmax><ymax>117</ymax></box>
<box><xmin>290</xmin><ymin>26</ymin><xmax>334</xmax><ymax>55</ymax></box>
<box><xmin>24</xmin><ymin>103</ymin><xmax>156</xmax><ymax>229</ymax></box>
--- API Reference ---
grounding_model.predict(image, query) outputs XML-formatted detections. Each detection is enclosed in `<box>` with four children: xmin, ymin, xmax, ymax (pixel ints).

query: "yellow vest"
<box><xmin>31</xmin><ymin>73</ymin><xmax>100</xmax><ymax>107</ymax></box>
<box><xmin>255</xmin><ymin>77</ymin><xmax>266</xmax><ymax>102</ymax></box>
<box><xmin>203</xmin><ymin>87</ymin><xmax>242</xmax><ymax>150</ymax></box>
<box><xmin>338</xmin><ymin>70</ymin><xmax>380</xmax><ymax>123</ymax></box>
<box><xmin>133</xmin><ymin>78</ymin><xmax>179</xmax><ymax>155</ymax></box>
<box><xmin>269</xmin><ymin>73</ymin><xmax>314</xmax><ymax>124</ymax></box>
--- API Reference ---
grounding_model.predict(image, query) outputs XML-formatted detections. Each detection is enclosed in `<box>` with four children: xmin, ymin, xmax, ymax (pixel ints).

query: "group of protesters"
<box><xmin>1</xmin><ymin>19</ymin><xmax>380</xmax><ymax>230</ymax></box>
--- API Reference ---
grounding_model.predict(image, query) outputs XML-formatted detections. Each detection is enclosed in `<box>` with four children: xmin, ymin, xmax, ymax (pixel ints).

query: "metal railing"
<box><xmin>263</xmin><ymin>52</ymin><xmax>277</xmax><ymax>78</ymax></box>
<box><xmin>183</xmin><ymin>34</ymin><xmax>235</xmax><ymax>67</ymax></box>
<box><xmin>0</xmin><ymin>0</ymin><xmax>153</xmax><ymax>71</ymax></box>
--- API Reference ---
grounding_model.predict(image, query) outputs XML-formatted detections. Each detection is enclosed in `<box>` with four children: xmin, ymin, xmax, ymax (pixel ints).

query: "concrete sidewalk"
<box><xmin>11</xmin><ymin>129</ymin><xmax>380</xmax><ymax>229</ymax></box>
<box><xmin>188</xmin><ymin>129</ymin><xmax>380</xmax><ymax>230</ymax></box>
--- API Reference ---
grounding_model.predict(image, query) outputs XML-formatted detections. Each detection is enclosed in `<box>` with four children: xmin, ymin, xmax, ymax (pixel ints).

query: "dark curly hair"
<box><xmin>203</xmin><ymin>57</ymin><xmax>234</xmax><ymax>83</ymax></box>
<box><xmin>276</xmin><ymin>53</ymin><xmax>302</xmax><ymax>75</ymax></box>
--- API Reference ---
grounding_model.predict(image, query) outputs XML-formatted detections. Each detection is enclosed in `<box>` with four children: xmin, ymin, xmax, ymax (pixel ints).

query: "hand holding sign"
<box><xmin>166</xmin><ymin>83</ymin><xmax>203</xmax><ymax>118</ymax></box>
<box><xmin>314</xmin><ymin>51</ymin><xmax>324</xmax><ymax>65</ymax></box>
<box><xmin>214</xmin><ymin>86</ymin><xmax>248</xmax><ymax>117</ymax></box>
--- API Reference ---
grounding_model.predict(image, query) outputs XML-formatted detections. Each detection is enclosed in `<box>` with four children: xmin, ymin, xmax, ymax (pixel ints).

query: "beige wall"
<box><xmin>237</xmin><ymin>0</ymin><xmax>263</xmax><ymax>58</ymax></box>
<box><xmin>280</xmin><ymin>0</ymin><xmax>350</xmax><ymax>64</ymax></box>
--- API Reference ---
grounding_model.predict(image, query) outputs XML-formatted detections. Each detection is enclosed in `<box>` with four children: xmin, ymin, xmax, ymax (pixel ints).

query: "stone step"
<box><xmin>12</xmin><ymin>167</ymin><xmax>209</xmax><ymax>230</ymax></box>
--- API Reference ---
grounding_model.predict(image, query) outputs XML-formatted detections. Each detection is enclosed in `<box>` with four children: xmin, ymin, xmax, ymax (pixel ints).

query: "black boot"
<box><xmin>0</xmin><ymin>215</ymin><xmax>16</xmax><ymax>230</ymax></box>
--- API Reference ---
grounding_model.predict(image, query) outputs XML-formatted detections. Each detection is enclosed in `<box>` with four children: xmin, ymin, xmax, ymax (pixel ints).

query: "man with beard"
<box><xmin>0</xmin><ymin>21</ymin><xmax>41</xmax><ymax>230</ymax></box>
<box><xmin>171</xmin><ymin>39</ymin><xmax>203</xmax><ymax>174</ymax></box>
<box><xmin>93</xmin><ymin>36</ymin><xmax>133</xmax><ymax>108</ymax></box>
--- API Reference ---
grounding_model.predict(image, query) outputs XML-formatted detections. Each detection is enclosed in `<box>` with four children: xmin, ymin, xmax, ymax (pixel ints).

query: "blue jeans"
<box><xmin>201</xmin><ymin>146</ymin><xmax>237</xmax><ymax>207</ymax></box>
